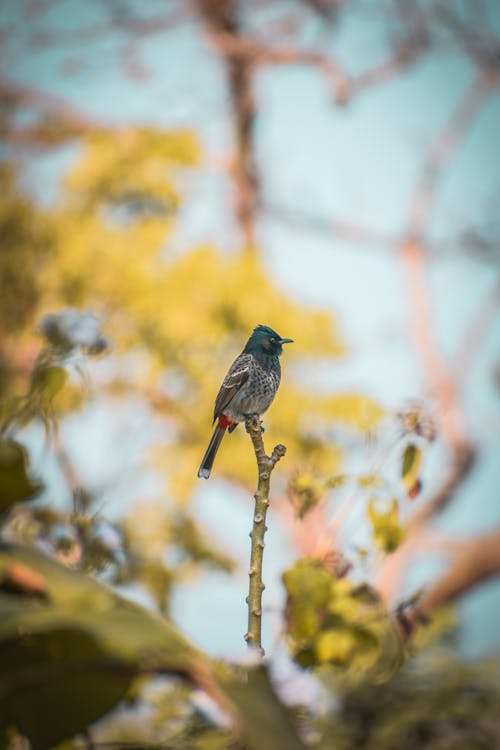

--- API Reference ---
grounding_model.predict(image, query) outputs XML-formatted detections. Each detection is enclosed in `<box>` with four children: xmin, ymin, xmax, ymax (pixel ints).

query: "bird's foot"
<box><xmin>244</xmin><ymin>413</ymin><xmax>262</xmax><ymax>432</ymax></box>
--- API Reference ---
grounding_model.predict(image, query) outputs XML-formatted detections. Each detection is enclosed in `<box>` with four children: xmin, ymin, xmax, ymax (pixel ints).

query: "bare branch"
<box><xmin>398</xmin><ymin>71</ymin><xmax>495</xmax><ymax>449</ymax></box>
<box><xmin>406</xmin><ymin>71</ymin><xmax>495</xmax><ymax>240</ymax></box>
<box><xmin>0</xmin><ymin>79</ymin><xmax>98</xmax><ymax>148</ymax></box>
<box><xmin>376</xmin><ymin>443</ymin><xmax>475</xmax><ymax>604</ymax></box>
<box><xmin>397</xmin><ymin>528</ymin><xmax>500</xmax><ymax>639</ymax></box>
<box><xmin>350</xmin><ymin>33</ymin><xmax>429</xmax><ymax>97</ymax></box>
<box><xmin>436</xmin><ymin>3</ymin><xmax>500</xmax><ymax>73</ymax></box>
<box><xmin>419</xmin><ymin>529</ymin><xmax>500</xmax><ymax>610</ymax></box>
<box><xmin>411</xmin><ymin>442</ymin><xmax>476</xmax><ymax>527</ymax></box>
<box><xmin>453</xmin><ymin>276</ymin><xmax>500</xmax><ymax>389</ymax></box>
<box><xmin>244</xmin><ymin>416</ymin><xmax>286</xmax><ymax>655</ymax></box>
<box><xmin>263</xmin><ymin>201</ymin><xmax>400</xmax><ymax>248</ymax></box>
<box><xmin>197</xmin><ymin>0</ymin><xmax>259</xmax><ymax>246</ymax></box>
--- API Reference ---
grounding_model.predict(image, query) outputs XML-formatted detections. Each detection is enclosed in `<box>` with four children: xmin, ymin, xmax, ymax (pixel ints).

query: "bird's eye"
<box><xmin>270</xmin><ymin>337</ymin><xmax>276</xmax><ymax>344</ymax></box>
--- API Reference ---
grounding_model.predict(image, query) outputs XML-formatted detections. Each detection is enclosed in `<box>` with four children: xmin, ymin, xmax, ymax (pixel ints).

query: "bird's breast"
<box><xmin>223</xmin><ymin>362</ymin><xmax>280</xmax><ymax>422</ymax></box>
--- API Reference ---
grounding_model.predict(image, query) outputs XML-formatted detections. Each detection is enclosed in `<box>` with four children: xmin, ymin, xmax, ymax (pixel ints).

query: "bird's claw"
<box><xmin>244</xmin><ymin>413</ymin><xmax>262</xmax><ymax>432</ymax></box>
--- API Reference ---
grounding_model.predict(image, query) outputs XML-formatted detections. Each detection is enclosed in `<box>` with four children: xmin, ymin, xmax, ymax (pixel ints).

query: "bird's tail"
<box><xmin>197</xmin><ymin>424</ymin><xmax>226</xmax><ymax>479</ymax></box>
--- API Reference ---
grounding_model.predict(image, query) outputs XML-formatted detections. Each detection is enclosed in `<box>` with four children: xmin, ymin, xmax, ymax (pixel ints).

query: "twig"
<box><xmin>409</xmin><ymin>441</ymin><xmax>475</xmax><ymax>527</ymax></box>
<box><xmin>406</xmin><ymin>71</ymin><xmax>494</xmax><ymax>240</ymax></box>
<box><xmin>374</xmin><ymin>71</ymin><xmax>494</xmax><ymax>606</ymax></box>
<box><xmin>244</xmin><ymin>416</ymin><xmax>286</xmax><ymax>655</ymax></box>
<box><xmin>396</xmin><ymin>528</ymin><xmax>500</xmax><ymax>639</ymax></box>
<box><xmin>263</xmin><ymin>200</ymin><xmax>399</xmax><ymax>249</ymax></box>
<box><xmin>376</xmin><ymin>442</ymin><xmax>476</xmax><ymax>605</ymax></box>
<box><xmin>398</xmin><ymin>73</ymin><xmax>493</xmax><ymax>448</ymax></box>
<box><xmin>416</xmin><ymin>529</ymin><xmax>500</xmax><ymax>612</ymax></box>
<box><xmin>453</xmin><ymin>276</ymin><xmax>500</xmax><ymax>389</ymax></box>
<box><xmin>197</xmin><ymin>0</ymin><xmax>259</xmax><ymax>247</ymax></box>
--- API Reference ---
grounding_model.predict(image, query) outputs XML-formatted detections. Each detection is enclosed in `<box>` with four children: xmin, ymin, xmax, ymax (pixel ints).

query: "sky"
<box><xmin>1</xmin><ymin>0</ymin><xmax>500</xmax><ymax>658</ymax></box>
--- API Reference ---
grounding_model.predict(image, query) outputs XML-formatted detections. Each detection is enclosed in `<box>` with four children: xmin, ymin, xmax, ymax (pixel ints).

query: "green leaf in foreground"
<box><xmin>0</xmin><ymin>544</ymin><xmax>308</xmax><ymax>750</ymax></box>
<box><xmin>367</xmin><ymin>498</ymin><xmax>405</xmax><ymax>554</ymax></box>
<box><xmin>283</xmin><ymin>559</ymin><xmax>404</xmax><ymax>683</ymax></box>
<box><xmin>0</xmin><ymin>543</ymin><xmax>200</xmax><ymax>750</ymax></box>
<box><xmin>401</xmin><ymin>443</ymin><xmax>422</xmax><ymax>498</ymax></box>
<box><xmin>220</xmin><ymin>665</ymin><xmax>307</xmax><ymax>750</ymax></box>
<box><xmin>0</xmin><ymin>439</ymin><xmax>43</xmax><ymax>513</ymax></box>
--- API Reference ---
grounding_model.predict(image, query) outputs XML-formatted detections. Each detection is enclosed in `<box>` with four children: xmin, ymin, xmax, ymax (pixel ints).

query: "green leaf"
<box><xmin>1</xmin><ymin>622</ymin><xmax>134</xmax><ymax>750</ymax></box>
<box><xmin>401</xmin><ymin>443</ymin><xmax>422</xmax><ymax>497</ymax></box>
<box><xmin>315</xmin><ymin>628</ymin><xmax>355</xmax><ymax>664</ymax></box>
<box><xmin>357</xmin><ymin>474</ymin><xmax>380</xmax><ymax>488</ymax></box>
<box><xmin>325</xmin><ymin>474</ymin><xmax>348</xmax><ymax>489</ymax></box>
<box><xmin>283</xmin><ymin>560</ymin><xmax>333</xmax><ymax>642</ymax></box>
<box><xmin>30</xmin><ymin>363</ymin><xmax>68</xmax><ymax>403</ymax></box>
<box><xmin>0</xmin><ymin>543</ymin><xmax>201</xmax><ymax>750</ymax></box>
<box><xmin>287</xmin><ymin>473</ymin><xmax>324</xmax><ymax>518</ymax></box>
<box><xmin>221</xmin><ymin>666</ymin><xmax>307</xmax><ymax>750</ymax></box>
<box><xmin>0</xmin><ymin>439</ymin><xmax>43</xmax><ymax>512</ymax></box>
<box><xmin>367</xmin><ymin>498</ymin><xmax>405</xmax><ymax>553</ymax></box>
<box><xmin>170</xmin><ymin>512</ymin><xmax>235</xmax><ymax>572</ymax></box>
<box><xmin>283</xmin><ymin>558</ymin><xmax>405</xmax><ymax>683</ymax></box>
<box><xmin>139</xmin><ymin>558</ymin><xmax>174</xmax><ymax>614</ymax></box>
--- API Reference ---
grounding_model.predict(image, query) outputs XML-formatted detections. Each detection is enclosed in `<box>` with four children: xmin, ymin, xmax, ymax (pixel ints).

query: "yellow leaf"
<box><xmin>357</xmin><ymin>474</ymin><xmax>380</xmax><ymax>487</ymax></box>
<box><xmin>315</xmin><ymin>628</ymin><xmax>355</xmax><ymax>664</ymax></box>
<box><xmin>367</xmin><ymin>498</ymin><xmax>405</xmax><ymax>553</ymax></box>
<box><xmin>401</xmin><ymin>443</ymin><xmax>422</xmax><ymax>497</ymax></box>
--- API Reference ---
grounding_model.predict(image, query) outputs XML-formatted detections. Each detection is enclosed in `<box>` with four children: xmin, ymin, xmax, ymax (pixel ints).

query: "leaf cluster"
<box><xmin>318</xmin><ymin>651</ymin><xmax>500</xmax><ymax>750</ymax></box>
<box><xmin>283</xmin><ymin>558</ymin><xmax>403</xmax><ymax>683</ymax></box>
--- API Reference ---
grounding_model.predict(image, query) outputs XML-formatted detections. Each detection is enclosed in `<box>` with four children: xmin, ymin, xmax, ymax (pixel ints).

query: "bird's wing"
<box><xmin>213</xmin><ymin>352</ymin><xmax>252</xmax><ymax>421</ymax></box>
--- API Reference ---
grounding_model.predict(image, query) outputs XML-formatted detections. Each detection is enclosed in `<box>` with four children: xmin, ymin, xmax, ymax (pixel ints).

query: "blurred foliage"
<box><xmin>0</xmin><ymin>166</ymin><xmax>54</xmax><ymax>396</ymax></box>
<box><xmin>0</xmin><ymin>298</ymin><xmax>309</xmax><ymax>749</ymax></box>
<box><xmin>0</xmin><ymin>542</ymin><xmax>201</xmax><ymax>750</ymax></box>
<box><xmin>397</xmin><ymin>408</ymin><xmax>437</xmax><ymax>443</ymax></box>
<box><xmin>0</xmin><ymin>106</ymin><xmax>497</xmax><ymax>750</ymax></box>
<box><xmin>0</xmin><ymin>166</ymin><xmax>54</xmax><ymax>339</ymax></box>
<box><xmin>366</xmin><ymin>497</ymin><xmax>405</xmax><ymax>554</ymax></box>
<box><xmin>89</xmin><ymin>676</ymin><xmax>235</xmax><ymax>750</ymax></box>
<box><xmin>401</xmin><ymin>443</ymin><xmax>422</xmax><ymax>499</ymax></box>
<box><xmin>65</xmin><ymin>127</ymin><xmax>198</xmax><ymax>216</ymax></box>
<box><xmin>283</xmin><ymin>558</ymin><xmax>404</xmax><ymax>683</ymax></box>
<box><xmin>0</xmin><ymin>544</ymin><xmax>309</xmax><ymax>750</ymax></box>
<box><xmin>0</xmin><ymin>123</ymin><xmax>390</xmax><ymax>500</ymax></box>
<box><xmin>287</xmin><ymin>471</ymin><xmax>326</xmax><ymax>519</ymax></box>
<box><xmin>0</xmin><ymin>438</ymin><xmax>43</xmax><ymax>513</ymax></box>
<box><xmin>221</xmin><ymin>666</ymin><xmax>307</xmax><ymax>750</ymax></box>
<box><xmin>1</xmin><ymin>308</ymin><xmax>107</xmax><ymax>437</ymax></box>
<box><xmin>317</xmin><ymin>651</ymin><xmax>500</xmax><ymax>750</ymax></box>
<box><xmin>117</xmin><ymin>503</ymin><xmax>235</xmax><ymax>615</ymax></box>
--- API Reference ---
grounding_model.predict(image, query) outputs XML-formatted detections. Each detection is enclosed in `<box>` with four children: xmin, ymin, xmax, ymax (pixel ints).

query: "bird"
<box><xmin>197</xmin><ymin>324</ymin><xmax>293</xmax><ymax>479</ymax></box>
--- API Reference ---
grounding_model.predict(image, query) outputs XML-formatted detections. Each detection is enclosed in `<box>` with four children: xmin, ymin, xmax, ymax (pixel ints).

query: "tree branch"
<box><xmin>418</xmin><ymin>530</ymin><xmax>500</xmax><ymax>611</ymax></box>
<box><xmin>396</xmin><ymin>528</ymin><xmax>500</xmax><ymax>639</ymax></box>
<box><xmin>244</xmin><ymin>416</ymin><xmax>286</xmax><ymax>655</ymax></box>
<box><xmin>406</xmin><ymin>71</ymin><xmax>494</xmax><ymax>240</ymax></box>
<box><xmin>409</xmin><ymin>441</ymin><xmax>476</xmax><ymax>527</ymax></box>
<box><xmin>263</xmin><ymin>200</ymin><xmax>399</xmax><ymax>249</ymax></box>
<box><xmin>376</xmin><ymin>443</ymin><xmax>476</xmax><ymax>604</ymax></box>
<box><xmin>374</xmin><ymin>69</ymin><xmax>495</xmax><ymax>609</ymax></box>
<box><xmin>453</xmin><ymin>276</ymin><xmax>500</xmax><ymax>389</ymax></box>
<box><xmin>197</xmin><ymin>0</ymin><xmax>259</xmax><ymax>247</ymax></box>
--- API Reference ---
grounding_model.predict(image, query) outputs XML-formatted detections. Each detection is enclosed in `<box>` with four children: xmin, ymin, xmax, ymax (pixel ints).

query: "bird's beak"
<box><xmin>279</xmin><ymin>338</ymin><xmax>294</xmax><ymax>344</ymax></box>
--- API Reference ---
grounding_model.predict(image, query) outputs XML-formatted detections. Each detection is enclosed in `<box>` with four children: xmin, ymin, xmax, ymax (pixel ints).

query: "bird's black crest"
<box><xmin>253</xmin><ymin>324</ymin><xmax>281</xmax><ymax>339</ymax></box>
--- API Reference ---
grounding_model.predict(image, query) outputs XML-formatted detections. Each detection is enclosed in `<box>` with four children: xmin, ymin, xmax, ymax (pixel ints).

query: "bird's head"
<box><xmin>244</xmin><ymin>324</ymin><xmax>294</xmax><ymax>357</ymax></box>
